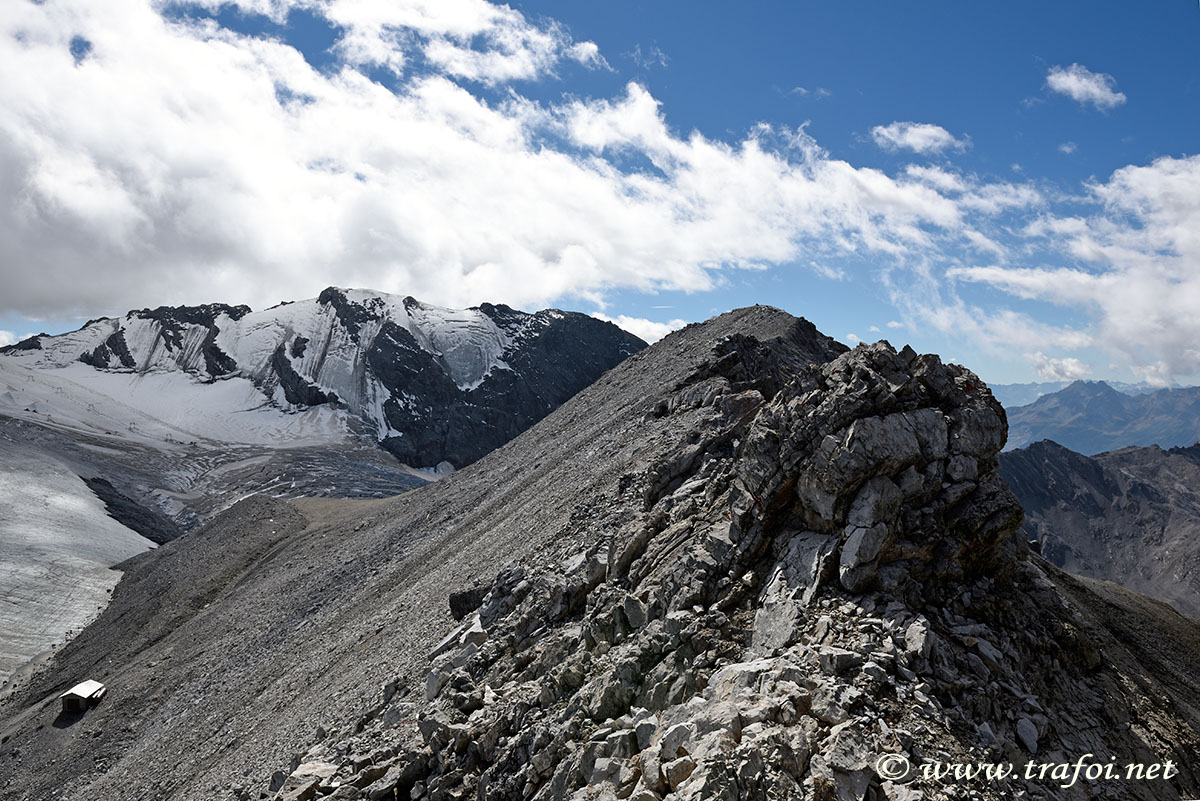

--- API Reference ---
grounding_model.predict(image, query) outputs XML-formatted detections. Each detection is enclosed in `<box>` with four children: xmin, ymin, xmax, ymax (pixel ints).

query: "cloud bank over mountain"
<box><xmin>1</xmin><ymin>2</ymin><xmax>1196</xmax><ymax>383</ymax></box>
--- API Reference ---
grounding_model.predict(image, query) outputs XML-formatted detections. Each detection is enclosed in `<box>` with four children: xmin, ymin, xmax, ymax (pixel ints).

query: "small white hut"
<box><xmin>60</xmin><ymin>680</ymin><xmax>106</xmax><ymax>712</ymax></box>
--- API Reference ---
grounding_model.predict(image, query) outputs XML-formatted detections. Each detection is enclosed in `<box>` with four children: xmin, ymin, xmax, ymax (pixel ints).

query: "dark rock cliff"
<box><xmin>1001</xmin><ymin>439</ymin><xmax>1200</xmax><ymax>618</ymax></box>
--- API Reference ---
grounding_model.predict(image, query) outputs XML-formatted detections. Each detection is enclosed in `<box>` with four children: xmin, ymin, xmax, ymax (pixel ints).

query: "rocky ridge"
<box><xmin>1000</xmin><ymin>440</ymin><xmax>1200</xmax><ymax>619</ymax></box>
<box><xmin>260</xmin><ymin>335</ymin><xmax>1200</xmax><ymax>800</ymax></box>
<box><xmin>2</xmin><ymin>308</ymin><xmax>1198</xmax><ymax>801</ymax></box>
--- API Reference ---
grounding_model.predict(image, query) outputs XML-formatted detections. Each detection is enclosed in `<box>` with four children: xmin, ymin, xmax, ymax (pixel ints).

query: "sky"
<box><xmin>0</xmin><ymin>0</ymin><xmax>1198</xmax><ymax>385</ymax></box>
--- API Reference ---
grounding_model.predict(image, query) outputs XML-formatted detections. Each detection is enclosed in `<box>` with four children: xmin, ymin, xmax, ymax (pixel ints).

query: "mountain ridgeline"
<box><xmin>0</xmin><ymin>288</ymin><xmax>646</xmax><ymax>468</ymax></box>
<box><xmin>1000</xmin><ymin>439</ymin><xmax>1200</xmax><ymax>619</ymax></box>
<box><xmin>1005</xmin><ymin>380</ymin><xmax>1200</xmax><ymax>455</ymax></box>
<box><xmin>3</xmin><ymin>307</ymin><xmax>1198</xmax><ymax>801</ymax></box>
<box><xmin>988</xmin><ymin>380</ymin><xmax>1165</xmax><ymax>410</ymax></box>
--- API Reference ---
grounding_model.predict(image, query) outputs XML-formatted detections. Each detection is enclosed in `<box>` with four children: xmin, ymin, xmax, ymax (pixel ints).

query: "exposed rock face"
<box><xmin>81</xmin><ymin>476</ymin><xmax>182</xmax><ymax>545</ymax></box>
<box><xmin>292</xmin><ymin>341</ymin><xmax>1198</xmax><ymax>801</ymax></box>
<box><xmin>0</xmin><ymin>288</ymin><xmax>645</xmax><ymax>469</ymax></box>
<box><xmin>1005</xmin><ymin>380</ymin><xmax>1200</xmax><ymax>454</ymax></box>
<box><xmin>1000</xmin><ymin>439</ymin><xmax>1200</xmax><ymax>618</ymax></box>
<box><xmin>3</xmin><ymin>308</ymin><xmax>1199</xmax><ymax>801</ymax></box>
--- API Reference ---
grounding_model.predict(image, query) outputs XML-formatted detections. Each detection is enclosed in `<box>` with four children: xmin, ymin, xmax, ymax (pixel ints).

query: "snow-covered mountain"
<box><xmin>0</xmin><ymin>290</ymin><xmax>643</xmax><ymax>684</ymax></box>
<box><xmin>1</xmin><ymin>288</ymin><xmax>645</xmax><ymax>468</ymax></box>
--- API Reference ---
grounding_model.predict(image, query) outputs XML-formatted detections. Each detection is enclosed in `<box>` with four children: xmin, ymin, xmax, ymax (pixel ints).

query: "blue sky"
<box><xmin>1</xmin><ymin>0</ymin><xmax>1198</xmax><ymax>385</ymax></box>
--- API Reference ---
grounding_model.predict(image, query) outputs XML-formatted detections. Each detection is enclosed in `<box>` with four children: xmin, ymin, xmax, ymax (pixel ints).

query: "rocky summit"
<box><xmin>2</xmin><ymin>307</ymin><xmax>1198</xmax><ymax>801</ymax></box>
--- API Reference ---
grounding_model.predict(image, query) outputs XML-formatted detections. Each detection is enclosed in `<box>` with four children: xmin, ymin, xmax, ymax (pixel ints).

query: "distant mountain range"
<box><xmin>1000</xmin><ymin>439</ymin><xmax>1200</xmax><ymax>618</ymax></box>
<box><xmin>989</xmin><ymin>379</ymin><xmax>1167</xmax><ymax>409</ymax></box>
<box><xmin>1003</xmin><ymin>380</ymin><xmax>1200</xmax><ymax>454</ymax></box>
<box><xmin>0</xmin><ymin>289</ymin><xmax>643</xmax><ymax>685</ymax></box>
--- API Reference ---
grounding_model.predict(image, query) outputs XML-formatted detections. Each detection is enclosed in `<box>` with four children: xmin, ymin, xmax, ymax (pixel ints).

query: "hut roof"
<box><xmin>60</xmin><ymin>680</ymin><xmax>105</xmax><ymax>700</ymax></box>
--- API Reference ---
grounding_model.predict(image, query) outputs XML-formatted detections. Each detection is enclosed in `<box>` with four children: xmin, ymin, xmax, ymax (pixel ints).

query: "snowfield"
<box><xmin>1</xmin><ymin>289</ymin><xmax>529</xmax><ymax>449</ymax></box>
<box><xmin>0</xmin><ymin>447</ymin><xmax>155</xmax><ymax>685</ymax></box>
<box><xmin>0</xmin><ymin>359</ymin><xmax>353</xmax><ymax>450</ymax></box>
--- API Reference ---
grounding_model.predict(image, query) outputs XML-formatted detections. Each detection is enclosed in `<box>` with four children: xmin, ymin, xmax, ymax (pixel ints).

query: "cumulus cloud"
<box><xmin>591</xmin><ymin>314</ymin><xmax>685</xmax><ymax>344</ymax></box>
<box><xmin>0</xmin><ymin>1</ymin><xmax>1001</xmax><ymax>321</ymax></box>
<box><xmin>1029</xmin><ymin>351</ymin><xmax>1091</xmax><ymax>381</ymax></box>
<box><xmin>871</xmin><ymin>122</ymin><xmax>967</xmax><ymax>154</ymax></box>
<box><xmin>886</xmin><ymin>321</ymin><xmax>904</xmax><ymax>329</ymax></box>
<box><xmin>0</xmin><ymin>331</ymin><xmax>16</xmax><ymax>347</ymax></box>
<box><xmin>1046</xmin><ymin>64</ymin><xmax>1126</xmax><ymax>110</ymax></box>
<box><xmin>952</xmin><ymin>154</ymin><xmax>1200</xmax><ymax>380</ymax></box>
<box><xmin>1059</xmin><ymin>141</ymin><xmax>1078</xmax><ymax>155</ymax></box>
<box><xmin>1</xmin><ymin>0</ymin><xmax>1196</xmax><ymax>386</ymax></box>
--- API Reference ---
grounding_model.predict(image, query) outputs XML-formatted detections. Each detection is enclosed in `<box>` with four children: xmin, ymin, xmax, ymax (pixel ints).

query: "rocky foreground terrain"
<box><xmin>1000</xmin><ymin>439</ymin><xmax>1200</xmax><ymax>619</ymax></box>
<box><xmin>2</xmin><ymin>307</ymin><xmax>1199</xmax><ymax>801</ymax></box>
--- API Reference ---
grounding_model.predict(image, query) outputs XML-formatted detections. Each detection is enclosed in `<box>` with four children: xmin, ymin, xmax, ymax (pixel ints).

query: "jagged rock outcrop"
<box><xmin>257</xmin><ymin>335</ymin><xmax>1200</xmax><ymax>800</ymax></box>
<box><xmin>1000</xmin><ymin>439</ymin><xmax>1200</xmax><ymax>619</ymax></box>
<box><xmin>2</xmin><ymin>308</ymin><xmax>1198</xmax><ymax>801</ymax></box>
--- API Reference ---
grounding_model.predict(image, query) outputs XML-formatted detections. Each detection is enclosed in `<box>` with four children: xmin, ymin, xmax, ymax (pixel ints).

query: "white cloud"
<box><xmin>629</xmin><ymin>44</ymin><xmax>668</xmax><ymax>70</ymax></box>
<box><xmin>905</xmin><ymin>296</ymin><xmax>1093</xmax><ymax>355</ymax></box>
<box><xmin>0</xmin><ymin>330</ymin><xmax>16</xmax><ymax>347</ymax></box>
<box><xmin>1129</xmin><ymin>361</ymin><xmax>1173</xmax><ymax>388</ymax></box>
<box><xmin>182</xmin><ymin>0</ymin><xmax>599</xmax><ymax>85</ymax></box>
<box><xmin>567</xmin><ymin>41</ymin><xmax>610</xmax><ymax>71</ymax></box>
<box><xmin>902</xmin><ymin>166</ymin><xmax>1042</xmax><ymax>224</ymax></box>
<box><xmin>1058</xmin><ymin>141</ymin><xmax>1078</xmax><ymax>155</ymax></box>
<box><xmin>958</xmin><ymin>182</ymin><xmax>1043</xmax><ymax>215</ymax></box>
<box><xmin>0</xmin><ymin>2</ymin><xmax>995</xmax><ymax>322</ymax></box>
<box><xmin>871</xmin><ymin>122</ymin><xmax>967</xmax><ymax>154</ymax></box>
<box><xmin>792</xmin><ymin>87</ymin><xmax>831</xmax><ymax>99</ymax></box>
<box><xmin>867</xmin><ymin>325</ymin><xmax>880</xmax><ymax>333</ymax></box>
<box><xmin>904</xmin><ymin>165</ymin><xmax>967</xmax><ymax>193</ymax></box>
<box><xmin>1046</xmin><ymin>64</ymin><xmax>1126</xmax><ymax>110</ymax></box>
<box><xmin>811</xmin><ymin>263</ymin><xmax>847</xmax><ymax>280</ymax></box>
<box><xmin>845</xmin><ymin>333</ymin><xmax>861</xmax><ymax>345</ymax></box>
<box><xmin>1</xmin><ymin>0</ymin><xmax>1196</xmax><ymax>389</ymax></box>
<box><xmin>951</xmin><ymin>155</ymin><xmax>1200</xmax><ymax>381</ymax></box>
<box><xmin>591</xmin><ymin>313</ymin><xmax>685</xmax><ymax>344</ymax></box>
<box><xmin>1029</xmin><ymin>351</ymin><xmax>1091</xmax><ymax>381</ymax></box>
